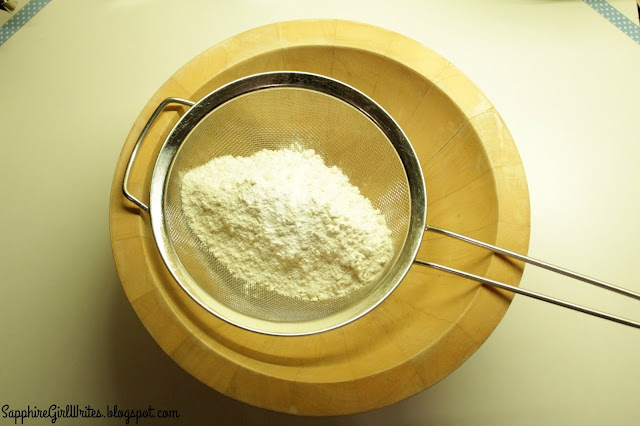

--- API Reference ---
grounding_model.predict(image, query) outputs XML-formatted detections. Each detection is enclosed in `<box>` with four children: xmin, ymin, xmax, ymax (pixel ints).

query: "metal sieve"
<box><xmin>123</xmin><ymin>71</ymin><xmax>640</xmax><ymax>335</ymax></box>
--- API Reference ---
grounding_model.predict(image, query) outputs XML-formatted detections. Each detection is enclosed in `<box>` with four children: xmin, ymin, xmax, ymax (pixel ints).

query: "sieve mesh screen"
<box><xmin>153</xmin><ymin>75</ymin><xmax>424</xmax><ymax>335</ymax></box>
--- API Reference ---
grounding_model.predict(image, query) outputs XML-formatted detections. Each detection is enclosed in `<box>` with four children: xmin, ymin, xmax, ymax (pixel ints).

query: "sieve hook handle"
<box><xmin>122</xmin><ymin>97</ymin><xmax>195</xmax><ymax>213</ymax></box>
<box><xmin>415</xmin><ymin>225</ymin><xmax>640</xmax><ymax>329</ymax></box>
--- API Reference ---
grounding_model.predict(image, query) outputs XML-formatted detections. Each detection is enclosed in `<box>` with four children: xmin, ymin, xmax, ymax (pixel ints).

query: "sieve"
<box><xmin>123</xmin><ymin>71</ymin><xmax>640</xmax><ymax>336</ymax></box>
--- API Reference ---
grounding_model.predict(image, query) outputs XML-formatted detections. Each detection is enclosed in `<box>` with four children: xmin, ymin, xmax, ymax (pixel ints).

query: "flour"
<box><xmin>180</xmin><ymin>147</ymin><xmax>393</xmax><ymax>301</ymax></box>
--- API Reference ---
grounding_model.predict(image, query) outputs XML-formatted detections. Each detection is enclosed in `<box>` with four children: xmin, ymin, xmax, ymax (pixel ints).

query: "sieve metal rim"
<box><xmin>146</xmin><ymin>71</ymin><xmax>427</xmax><ymax>336</ymax></box>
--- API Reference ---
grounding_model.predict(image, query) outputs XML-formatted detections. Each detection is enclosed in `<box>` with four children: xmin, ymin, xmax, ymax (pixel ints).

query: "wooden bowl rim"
<box><xmin>109</xmin><ymin>19</ymin><xmax>530</xmax><ymax>416</ymax></box>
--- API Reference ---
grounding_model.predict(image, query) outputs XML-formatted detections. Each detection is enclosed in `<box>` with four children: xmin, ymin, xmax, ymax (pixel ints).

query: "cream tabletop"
<box><xmin>1</xmin><ymin>1</ymin><xmax>639</xmax><ymax>425</ymax></box>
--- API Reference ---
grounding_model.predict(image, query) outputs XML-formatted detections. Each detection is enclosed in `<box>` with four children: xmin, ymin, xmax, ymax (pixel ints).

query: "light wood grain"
<box><xmin>109</xmin><ymin>19</ymin><xmax>530</xmax><ymax>415</ymax></box>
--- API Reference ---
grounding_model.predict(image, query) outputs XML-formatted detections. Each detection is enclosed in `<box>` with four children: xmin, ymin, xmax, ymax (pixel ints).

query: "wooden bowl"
<box><xmin>109</xmin><ymin>19</ymin><xmax>530</xmax><ymax>415</ymax></box>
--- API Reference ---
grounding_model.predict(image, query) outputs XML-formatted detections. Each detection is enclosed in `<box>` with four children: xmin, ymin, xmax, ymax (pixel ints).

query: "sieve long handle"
<box><xmin>122</xmin><ymin>97</ymin><xmax>195</xmax><ymax>213</ymax></box>
<box><xmin>415</xmin><ymin>225</ymin><xmax>640</xmax><ymax>329</ymax></box>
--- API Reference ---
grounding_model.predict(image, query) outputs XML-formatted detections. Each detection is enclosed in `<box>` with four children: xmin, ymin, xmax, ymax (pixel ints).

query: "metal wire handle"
<box><xmin>415</xmin><ymin>225</ymin><xmax>640</xmax><ymax>329</ymax></box>
<box><xmin>123</xmin><ymin>97</ymin><xmax>195</xmax><ymax>212</ymax></box>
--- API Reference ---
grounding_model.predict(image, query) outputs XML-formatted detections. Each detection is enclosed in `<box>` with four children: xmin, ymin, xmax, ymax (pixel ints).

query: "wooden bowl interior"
<box><xmin>158</xmin><ymin>44</ymin><xmax>498</xmax><ymax>379</ymax></box>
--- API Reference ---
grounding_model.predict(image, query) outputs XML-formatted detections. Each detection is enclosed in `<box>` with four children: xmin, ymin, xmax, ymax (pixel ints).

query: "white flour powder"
<box><xmin>181</xmin><ymin>147</ymin><xmax>393</xmax><ymax>301</ymax></box>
